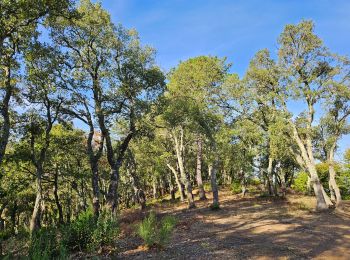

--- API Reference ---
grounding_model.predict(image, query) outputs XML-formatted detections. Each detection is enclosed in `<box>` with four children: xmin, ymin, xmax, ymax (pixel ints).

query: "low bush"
<box><xmin>137</xmin><ymin>211</ymin><xmax>176</xmax><ymax>249</ymax></box>
<box><xmin>29</xmin><ymin>227</ymin><xmax>67</xmax><ymax>260</ymax></box>
<box><xmin>62</xmin><ymin>210</ymin><xmax>96</xmax><ymax>251</ymax></box>
<box><xmin>203</xmin><ymin>182</ymin><xmax>212</xmax><ymax>192</ymax></box>
<box><xmin>62</xmin><ymin>209</ymin><xmax>119</xmax><ymax>252</ymax></box>
<box><xmin>28</xmin><ymin>209</ymin><xmax>119</xmax><ymax>258</ymax></box>
<box><xmin>292</xmin><ymin>172</ymin><xmax>309</xmax><ymax>194</ymax></box>
<box><xmin>231</xmin><ymin>181</ymin><xmax>242</xmax><ymax>194</ymax></box>
<box><xmin>90</xmin><ymin>210</ymin><xmax>119</xmax><ymax>249</ymax></box>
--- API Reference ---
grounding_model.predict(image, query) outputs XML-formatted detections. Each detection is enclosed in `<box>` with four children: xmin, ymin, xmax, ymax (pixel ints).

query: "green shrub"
<box><xmin>231</xmin><ymin>181</ymin><xmax>242</xmax><ymax>194</ymax></box>
<box><xmin>137</xmin><ymin>211</ymin><xmax>176</xmax><ymax>249</ymax></box>
<box><xmin>62</xmin><ymin>209</ymin><xmax>119</xmax><ymax>252</ymax></box>
<box><xmin>28</xmin><ymin>210</ymin><xmax>119</xmax><ymax>258</ymax></box>
<box><xmin>29</xmin><ymin>227</ymin><xmax>67</xmax><ymax>260</ymax></box>
<box><xmin>62</xmin><ymin>210</ymin><xmax>96</xmax><ymax>251</ymax></box>
<box><xmin>203</xmin><ymin>182</ymin><xmax>211</xmax><ymax>192</ymax></box>
<box><xmin>90</xmin><ymin>211</ymin><xmax>119</xmax><ymax>250</ymax></box>
<box><xmin>0</xmin><ymin>229</ymin><xmax>12</xmax><ymax>241</ymax></box>
<box><xmin>338</xmin><ymin>170</ymin><xmax>350</xmax><ymax>200</ymax></box>
<box><xmin>292</xmin><ymin>172</ymin><xmax>309</xmax><ymax>193</ymax></box>
<box><xmin>157</xmin><ymin>215</ymin><xmax>177</xmax><ymax>245</ymax></box>
<box><xmin>248</xmin><ymin>178</ymin><xmax>261</xmax><ymax>186</ymax></box>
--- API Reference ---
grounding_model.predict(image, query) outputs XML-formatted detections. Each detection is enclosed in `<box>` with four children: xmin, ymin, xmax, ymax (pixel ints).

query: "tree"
<box><xmin>23</xmin><ymin>43</ymin><xmax>66</xmax><ymax>232</ymax></box>
<box><xmin>51</xmin><ymin>0</ymin><xmax>164</xmax><ymax>214</ymax></box>
<box><xmin>0</xmin><ymin>0</ymin><xmax>74</xmax><ymax>166</ymax></box>
<box><xmin>166</xmin><ymin>56</ymin><xmax>230</xmax><ymax>208</ymax></box>
<box><xmin>316</xmin><ymin>80</ymin><xmax>350</xmax><ymax>206</ymax></box>
<box><xmin>277</xmin><ymin>20</ymin><xmax>348</xmax><ymax>210</ymax></box>
<box><xmin>243</xmin><ymin>49</ymin><xmax>292</xmax><ymax>196</ymax></box>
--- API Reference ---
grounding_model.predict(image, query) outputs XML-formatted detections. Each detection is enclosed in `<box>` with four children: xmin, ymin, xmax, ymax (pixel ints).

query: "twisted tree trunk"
<box><xmin>328</xmin><ymin>144</ymin><xmax>342</xmax><ymax>206</ymax></box>
<box><xmin>167</xmin><ymin>163</ymin><xmax>185</xmax><ymax>201</ymax></box>
<box><xmin>172</xmin><ymin>127</ymin><xmax>195</xmax><ymax>208</ymax></box>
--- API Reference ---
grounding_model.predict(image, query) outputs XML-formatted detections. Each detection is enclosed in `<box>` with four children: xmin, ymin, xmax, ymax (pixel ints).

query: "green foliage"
<box><xmin>29</xmin><ymin>210</ymin><xmax>119</xmax><ymax>258</ymax></box>
<box><xmin>29</xmin><ymin>227</ymin><xmax>67</xmax><ymax>260</ymax></box>
<box><xmin>338</xmin><ymin>170</ymin><xmax>350</xmax><ymax>200</ymax></box>
<box><xmin>0</xmin><ymin>229</ymin><xmax>12</xmax><ymax>241</ymax></box>
<box><xmin>62</xmin><ymin>210</ymin><xmax>96</xmax><ymax>251</ymax></box>
<box><xmin>61</xmin><ymin>210</ymin><xmax>119</xmax><ymax>251</ymax></box>
<box><xmin>90</xmin><ymin>211</ymin><xmax>119</xmax><ymax>249</ymax></box>
<box><xmin>231</xmin><ymin>181</ymin><xmax>242</xmax><ymax>194</ymax></box>
<box><xmin>137</xmin><ymin>211</ymin><xmax>176</xmax><ymax>248</ymax></box>
<box><xmin>203</xmin><ymin>182</ymin><xmax>212</xmax><ymax>192</ymax></box>
<box><xmin>292</xmin><ymin>172</ymin><xmax>309</xmax><ymax>193</ymax></box>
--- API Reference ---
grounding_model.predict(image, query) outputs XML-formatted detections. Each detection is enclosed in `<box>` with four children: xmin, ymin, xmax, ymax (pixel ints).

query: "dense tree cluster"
<box><xmin>0</xmin><ymin>0</ymin><xmax>349</xmax><ymax>253</ymax></box>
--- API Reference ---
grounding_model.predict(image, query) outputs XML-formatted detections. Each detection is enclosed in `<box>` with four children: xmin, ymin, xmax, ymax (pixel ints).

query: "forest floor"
<box><xmin>113</xmin><ymin>189</ymin><xmax>350</xmax><ymax>260</ymax></box>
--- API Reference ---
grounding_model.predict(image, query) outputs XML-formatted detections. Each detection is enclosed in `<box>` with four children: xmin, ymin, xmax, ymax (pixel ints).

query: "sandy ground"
<box><xmin>115</xmin><ymin>190</ymin><xmax>350</xmax><ymax>260</ymax></box>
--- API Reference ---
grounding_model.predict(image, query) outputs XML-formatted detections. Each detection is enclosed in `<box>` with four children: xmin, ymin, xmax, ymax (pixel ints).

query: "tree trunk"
<box><xmin>152</xmin><ymin>179</ymin><xmax>158</xmax><ymax>199</ymax></box>
<box><xmin>167</xmin><ymin>163</ymin><xmax>185</xmax><ymax>201</ymax></box>
<box><xmin>267</xmin><ymin>156</ymin><xmax>275</xmax><ymax>196</ymax></box>
<box><xmin>0</xmin><ymin>203</ymin><xmax>6</xmax><ymax>231</ymax></box>
<box><xmin>328</xmin><ymin>144</ymin><xmax>342</xmax><ymax>207</ymax></box>
<box><xmin>91</xmin><ymin>161</ymin><xmax>100</xmax><ymax>218</ymax></box>
<box><xmin>30</xmin><ymin>167</ymin><xmax>43</xmax><ymax>233</ymax></box>
<box><xmin>53</xmin><ymin>165</ymin><xmax>64</xmax><ymax>225</ymax></box>
<box><xmin>290</xmin><ymin>122</ymin><xmax>332</xmax><ymax>210</ymax></box>
<box><xmin>239</xmin><ymin>169</ymin><xmax>247</xmax><ymax>197</ymax></box>
<box><xmin>308</xmin><ymin>164</ymin><xmax>332</xmax><ymax>210</ymax></box>
<box><xmin>106</xmin><ymin>165</ymin><xmax>120</xmax><ymax>214</ymax></box>
<box><xmin>169</xmin><ymin>175</ymin><xmax>176</xmax><ymax>201</ymax></box>
<box><xmin>209</xmin><ymin>159</ymin><xmax>219</xmax><ymax>208</ymax></box>
<box><xmin>306</xmin><ymin>176</ymin><xmax>312</xmax><ymax>195</ymax></box>
<box><xmin>0</xmin><ymin>66</ymin><xmax>12</xmax><ymax>166</ymax></box>
<box><xmin>105</xmin><ymin>133</ymin><xmax>134</xmax><ymax>214</ymax></box>
<box><xmin>172</xmin><ymin>127</ymin><xmax>195</xmax><ymax>208</ymax></box>
<box><xmin>196</xmin><ymin>136</ymin><xmax>206</xmax><ymax>200</ymax></box>
<box><xmin>329</xmin><ymin>164</ymin><xmax>342</xmax><ymax>206</ymax></box>
<box><xmin>128</xmin><ymin>166</ymin><xmax>146</xmax><ymax>210</ymax></box>
<box><xmin>10</xmin><ymin>201</ymin><xmax>17</xmax><ymax>233</ymax></box>
<box><xmin>66</xmin><ymin>200</ymin><xmax>71</xmax><ymax>223</ymax></box>
<box><xmin>279</xmin><ymin>170</ymin><xmax>287</xmax><ymax>198</ymax></box>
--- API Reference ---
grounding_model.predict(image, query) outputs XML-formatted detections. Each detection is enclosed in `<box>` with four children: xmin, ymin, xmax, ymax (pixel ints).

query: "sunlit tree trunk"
<box><xmin>152</xmin><ymin>178</ymin><xmax>158</xmax><ymax>199</ymax></box>
<box><xmin>209</xmin><ymin>157</ymin><xmax>219</xmax><ymax>208</ymax></box>
<box><xmin>239</xmin><ymin>169</ymin><xmax>247</xmax><ymax>197</ymax></box>
<box><xmin>328</xmin><ymin>144</ymin><xmax>342</xmax><ymax>206</ymax></box>
<box><xmin>167</xmin><ymin>163</ymin><xmax>185</xmax><ymax>201</ymax></box>
<box><xmin>290</xmin><ymin>119</ymin><xmax>332</xmax><ymax>210</ymax></box>
<box><xmin>172</xmin><ymin>127</ymin><xmax>195</xmax><ymax>208</ymax></box>
<box><xmin>267</xmin><ymin>156</ymin><xmax>275</xmax><ymax>196</ymax></box>
<box><xmin>30</xmin><ymin>166</ymin><xmax>43</xmax><ymax>232</ymax></box>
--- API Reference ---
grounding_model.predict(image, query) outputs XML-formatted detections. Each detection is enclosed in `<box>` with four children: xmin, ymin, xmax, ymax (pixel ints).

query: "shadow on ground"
<box><xmin>116</xmin><ymin>191</ymin><xmax>350</xmax><ymax>260</ymax></box>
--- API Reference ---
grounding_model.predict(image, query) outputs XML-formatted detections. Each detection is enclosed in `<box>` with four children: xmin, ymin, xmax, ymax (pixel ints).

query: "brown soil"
<box><xmin>115</xmin><ymin>190</ymin><xmax>350</xmax><ymax>260</ymax></box>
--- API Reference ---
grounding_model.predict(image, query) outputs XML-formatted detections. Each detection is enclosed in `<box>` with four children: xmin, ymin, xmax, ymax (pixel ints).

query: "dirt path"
<box><xmin>115</xmin><ymin>190</ymin><xmax>350</xmax><ymax>259</ymax></box>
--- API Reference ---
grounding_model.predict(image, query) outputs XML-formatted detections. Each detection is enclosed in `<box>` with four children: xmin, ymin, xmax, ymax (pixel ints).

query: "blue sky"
<box><xmin>98</xmin><ymin>0</ymin><xmax>350</xmax><ymax>158</ymax></box>
<box><xmin>101</xmin><ymin>0</ymin><xmax>350</xmax><ymax>74</ymax></box>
